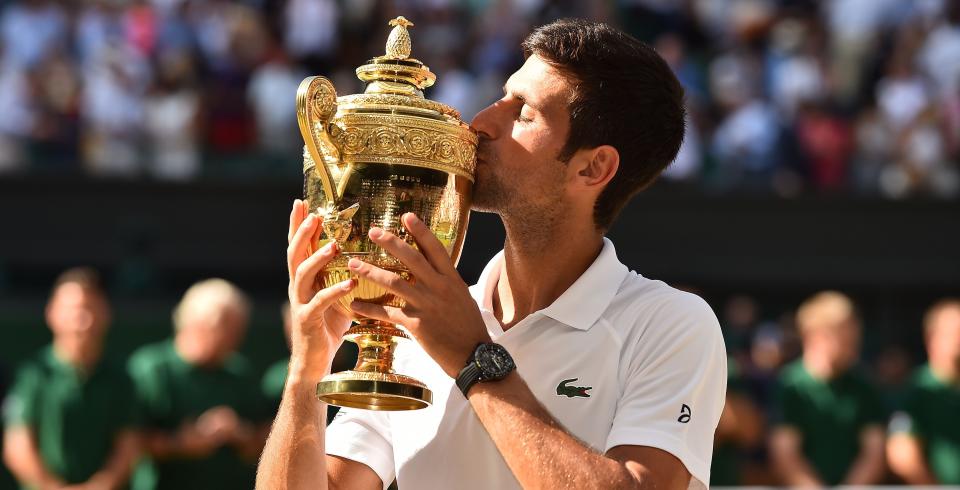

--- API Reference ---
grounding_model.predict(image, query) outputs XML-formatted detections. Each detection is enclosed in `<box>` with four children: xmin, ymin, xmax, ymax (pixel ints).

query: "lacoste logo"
<box><xmin>556</xmin><ymin>378</ymin><xmax>592</xmax><ymax>398</ymax></box>
<box><xmin>678</xmin><ymin>404</ymin><xmax>691</xmax><ymax>423</ymax></box>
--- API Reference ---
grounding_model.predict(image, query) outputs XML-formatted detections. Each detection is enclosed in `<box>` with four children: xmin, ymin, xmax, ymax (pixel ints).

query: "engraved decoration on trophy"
<box><xmin>296</xmin><ymin>16</ymin><xmax>477</xmax><ymax>411</ymax></box>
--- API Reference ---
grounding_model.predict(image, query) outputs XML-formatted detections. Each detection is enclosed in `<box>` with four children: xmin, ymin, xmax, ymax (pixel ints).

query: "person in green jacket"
<box><xmin>769</xmin><ymin>291</ymin><xmax>886</xmax><ymax>486</ymax></box>
<box><xmin>2</xmin><ymin>268</ymin><xmax>140</xmax><ymax>489</ymax></box>
<box><xmin>128</xmin><ymin>279</ymin><xmax>269</xmax><ymax>490</ymax></box>
<box><xmin>888</xmin><ymin>299</ymin><xmax>960</xmax><ymax>484</ymax></box>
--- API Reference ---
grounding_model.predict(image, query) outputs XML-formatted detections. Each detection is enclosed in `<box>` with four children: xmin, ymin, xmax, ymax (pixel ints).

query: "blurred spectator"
<box><xmin>720</xmin><ymin>294</ymin><xmax>759</xmax><ymax>367</ymax></box>
<box><xmin>81</xmin><ymin>42</ymin><xmax>151</xmax><ymax>177</ymax></box>
<box><xmin>127</xmin><ymin>278</ymin><xmax>269</xmax><ymax>490</ymax></box>
<box><xmin>709</xmin><ymin>50</ymin><xmax>782</xmax><ymax>190</ymax></box>
<box><xmin>769</xmin><ymin>291</ymin><xmax>886</xmax><ymax>485</ymax></box>
<box><xmin>0</xmin><ymin>0</ymin><xmax>67</xmax><ymax>71</ymax></box>
<box><xmin>711</xmin><ymin>357</ymin><xmax>764</xmax><ymax>486</ymax></box>
<box><xmin>247</xmin><ymin>46</ymin><xmax>303</xmax><ymax>163</ymax></box>
<box><xmin>887</xmin><ymin>299</ymin><xmax>960</xmax><ymax>484</ymax></box>
<box><xmin>144</xmin><ymin>47</ymin><xmax>201</xmax><ymax>180</ymax></box>
<box><xmin>2</xmin><ymin>268</ymin><xmax>140</xmax><ymax>489</ymax></box>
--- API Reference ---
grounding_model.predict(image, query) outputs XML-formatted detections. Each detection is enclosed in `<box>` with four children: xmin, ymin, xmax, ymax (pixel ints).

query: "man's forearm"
<box><xmin>467</xmin><ymin>372</ymin><xmax>643</xmax><ymax>490</ymax></box>
<box><xmin>3</xmin><ymin>428</ymin><xmax>65</xmax><ymax>489</ymax></box>
<box><xmin>843</xmin><ymin>428</ymin><xmax>886</xmax><ymax>485</ymax></box>
<box><xmin>86</xmin><ymin>431</ymin><xmax>140</xmax><ymax>489</ymax></box>
<box><xmin>256</xmin><ymin>366</ymin><xmax>330</xmax><ymax>490</ymax></box>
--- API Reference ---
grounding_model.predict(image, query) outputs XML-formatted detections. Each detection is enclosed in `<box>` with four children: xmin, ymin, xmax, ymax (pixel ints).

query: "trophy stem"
<box><xmin>346</xmin><ymin>318</ymin><xmax>407</xmax><ymax>373</ymax></box>
<box><xmin>316</xmin><ymin>319</ymin><xmax>433</xmax><ymax>411</ymax></box>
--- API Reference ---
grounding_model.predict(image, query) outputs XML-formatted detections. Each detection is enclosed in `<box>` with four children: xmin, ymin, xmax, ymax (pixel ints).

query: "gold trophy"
<box><xmin>296</xmin><ymin>17</ymin><xmax>477</xmax><ymax>411</ymax></box>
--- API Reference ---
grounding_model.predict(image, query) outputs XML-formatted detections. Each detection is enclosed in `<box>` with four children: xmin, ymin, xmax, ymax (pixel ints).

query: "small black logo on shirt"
<box><xmin>556</xmin><ymin>378</ymin><xmax>592</xmax><ymax>398</ymax></box>
<box><xmin>678</xmin><ymin>404</ymin><xmax>691</xmax><ymax>423</ymax></box>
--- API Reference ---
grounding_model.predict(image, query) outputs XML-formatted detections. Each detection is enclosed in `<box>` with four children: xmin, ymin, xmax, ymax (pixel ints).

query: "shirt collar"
<box><xmin>470</xmin><ymin>237</ymin><xmax>630</xmax><ymax>331</ymax></box>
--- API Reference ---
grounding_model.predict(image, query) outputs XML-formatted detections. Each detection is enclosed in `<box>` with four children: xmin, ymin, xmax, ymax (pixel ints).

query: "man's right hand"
<box><xmin>286</xmin><ymin>199</ymin><xmax>355</xmax><ymax>378</ymax></box>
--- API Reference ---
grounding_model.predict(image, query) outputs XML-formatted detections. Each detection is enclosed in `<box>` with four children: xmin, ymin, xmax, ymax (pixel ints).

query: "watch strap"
<box><xmin>455</xmin><ymin>360</ymin><xmax>482</xmax><ymax>397</ymax></box>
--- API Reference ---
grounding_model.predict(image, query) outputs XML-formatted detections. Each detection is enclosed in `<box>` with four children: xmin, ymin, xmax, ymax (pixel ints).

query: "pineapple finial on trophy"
<box><xmin>386</xmin><ymin>16</ymin><xmax>414</xmax><ymax>60</ymax></box>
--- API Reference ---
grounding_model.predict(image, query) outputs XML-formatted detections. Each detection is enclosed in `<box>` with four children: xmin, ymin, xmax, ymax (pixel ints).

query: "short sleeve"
<box><xmin>326</xmin><ymin>407</ymin><xmax>395</xmax><ymax>490</ymax></box>
<box><xmin>2</xmin><ymin>364</ymin><xmax>41</xmax><ymax>429</ymax></box>
<box><xmin>604</xmin><ymin>294</ymin><xmax>727</xmax><ymax>487</ymax></box>
<box><xmin>128</xmin><ymin>350</ymin><xmax>170</xmax><ymax>427</ymax></box>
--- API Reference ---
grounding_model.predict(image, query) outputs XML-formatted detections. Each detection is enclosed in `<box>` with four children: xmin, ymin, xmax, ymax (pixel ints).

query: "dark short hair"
<box><xmin>51</xmin><ymin>267</ymin><xmax>104</xmax><ymax>297</ymax></box>
<box><xmin>522</xmin><ymin>19</ymin><xmax>686</xmax><ymax>230</ymax></box>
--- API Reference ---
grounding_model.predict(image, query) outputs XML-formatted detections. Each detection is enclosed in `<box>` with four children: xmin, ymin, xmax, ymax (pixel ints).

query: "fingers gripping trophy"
<box><xmin>296</xmin><ymin>17</ymin><xmax>477</xmax><ymax>411</ymax></box>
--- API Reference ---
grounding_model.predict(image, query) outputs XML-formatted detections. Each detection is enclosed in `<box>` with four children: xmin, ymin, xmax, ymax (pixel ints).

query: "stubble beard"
<box><xmin>470</xmin><ymin>151</ymin><xmax>569</xmax><ymax>253</ymax></box>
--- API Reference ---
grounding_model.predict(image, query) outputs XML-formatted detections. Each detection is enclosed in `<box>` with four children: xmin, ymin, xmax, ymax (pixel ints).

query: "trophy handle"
<box><xmin>297</xmin><ymin>76</ymin><xmax>342</xmax><ymax>206</ymax></box>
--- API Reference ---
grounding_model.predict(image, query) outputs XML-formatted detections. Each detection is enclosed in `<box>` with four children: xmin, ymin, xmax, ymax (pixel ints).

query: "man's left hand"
<box><xmin>349</xmin><ymin>212</ymin><xmax>491</xmax><ymax>378</ymax></box>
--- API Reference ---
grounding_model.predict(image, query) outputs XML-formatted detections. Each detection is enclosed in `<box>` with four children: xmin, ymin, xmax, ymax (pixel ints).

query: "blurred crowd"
<box><xmin>0</xmin><ymin>268</ymin><xmax>354</xmax><ymax>490</ymax></box>
<box><xmin>713</xmin><ymin>291</ymin><xmax>960</xmax><ymax>486</ymax></box>
<box><xmin>0</xmin><ymin>0</ymin><xmax>958</xmax><ymax>196</ymax></box>
<box><xmin>1</xmin><ymin>268</ymin><xmax>959</xmax><ymax>488</ymax></box>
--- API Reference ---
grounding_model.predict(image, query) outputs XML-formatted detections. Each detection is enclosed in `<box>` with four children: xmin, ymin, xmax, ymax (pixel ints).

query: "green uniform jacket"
<box><xmin>2</xmin><ymin>346</ymin><xmax>137</xmax><ymax>487</ymax></box>
<box><xmin>773</xmin><ymin>360</ymin><xmax>886</xmax><ymax>485</ymax></box>
<box><xmin>892</xmin><ymin>365</ymin><xmax>960</xmax><ymax>484</ymax></box>
<box><xmin>127</xmin><ymin>340</ymin><xmax>268</xmax><ymax>490</ymax></box>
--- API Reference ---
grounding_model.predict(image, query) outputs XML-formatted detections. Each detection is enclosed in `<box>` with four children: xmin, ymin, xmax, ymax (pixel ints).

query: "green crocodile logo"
<box><xmin>556</xmin><ymin>378</ymin><xmax>592</xmax><ymax>398</ymax></box>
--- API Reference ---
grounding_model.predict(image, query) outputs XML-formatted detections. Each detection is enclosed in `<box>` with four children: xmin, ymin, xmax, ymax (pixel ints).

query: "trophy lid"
<box><xmin>355</xmin><ymin>17</ymin><xmax>438</xmax><ymax>97</ymax></box>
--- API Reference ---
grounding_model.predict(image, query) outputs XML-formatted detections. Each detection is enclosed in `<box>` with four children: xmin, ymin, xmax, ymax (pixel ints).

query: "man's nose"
<box><xmin>470</xmin><ymin>102</ymin><xmax>499</xmax><ymax>140</ymax></box>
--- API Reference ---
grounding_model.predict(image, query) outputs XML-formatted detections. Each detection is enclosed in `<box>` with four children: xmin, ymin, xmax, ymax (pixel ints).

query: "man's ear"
<box><xmin>573</xmin><ymin>145</ymin><xmax>619</xmax><ymax>189</ymax></box>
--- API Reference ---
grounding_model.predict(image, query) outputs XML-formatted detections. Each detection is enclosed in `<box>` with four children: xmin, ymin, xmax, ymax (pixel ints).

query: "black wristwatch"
<box><xmin>456</xmin><ymin>343</ymin><xmax>516</xmax><ymax>397</ymax></box>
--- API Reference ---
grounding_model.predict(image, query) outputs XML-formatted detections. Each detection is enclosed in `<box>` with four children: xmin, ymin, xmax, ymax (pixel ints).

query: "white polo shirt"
<box><xmin>326</xmin><ymin>238</ymin><xmax>727</xmax><ymax>489</ymax></box>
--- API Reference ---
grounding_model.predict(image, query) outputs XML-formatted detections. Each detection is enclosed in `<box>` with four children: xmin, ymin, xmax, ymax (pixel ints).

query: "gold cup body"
<box><xmin>297</xmin><ymin>17</ymin><xmax>476</xmax><ymax>411</ymax></box>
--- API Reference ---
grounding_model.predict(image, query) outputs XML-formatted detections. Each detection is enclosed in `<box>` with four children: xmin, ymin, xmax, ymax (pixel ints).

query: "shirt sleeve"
<box><xmin>772</xmin><ymin>376</ymin><xmax>802</xmax><ymax>429</ymax></box>
<box><xmin>325</xmin><ymin>407</ymin><xmax>395</xmax><ymax>490</ymax></box>
<box><xmin>2</xmin><ymin>364</ymin><xmax>40</xmax><ymax>429</ymax></box>
<box><xmin>604</xmin><ymin>294</ymin><xmax>727</xmax><ymax>487</ymax></box>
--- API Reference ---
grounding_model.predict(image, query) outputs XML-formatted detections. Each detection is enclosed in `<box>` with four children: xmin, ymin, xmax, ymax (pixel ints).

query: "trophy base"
<box><xmin>317</xmin><ymin>370</ymin><xmax>433</xmax><ymax>411</ymax></box>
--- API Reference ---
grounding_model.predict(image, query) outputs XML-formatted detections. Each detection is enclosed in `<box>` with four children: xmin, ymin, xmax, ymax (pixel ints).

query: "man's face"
<box><xmin>46</xmin><ymin>283</ymin><xmax>110</xmax><ymax>357</ymax></box>
<box><xmin>806</xmin><ymin>321</ymin><xmax>861</xmax><ymax>375</ymax></box>
<box><xmin>180</xmin><ymin>304</ymin><xmax>247</xmax><ymax>367</ymax></box>
<box><xmin>470</xmin><ymin>55</ymin><xmax>574</xmax><ymax>225</ymax></box>
<box><xmin>928</xmin><ymin>306</ymin><xmax>960</xmax><ymax>371</ymax></box>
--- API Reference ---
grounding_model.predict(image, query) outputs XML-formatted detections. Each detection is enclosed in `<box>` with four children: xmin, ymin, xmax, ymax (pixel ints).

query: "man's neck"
<box><xmin>493</xmin><ymin>217</ymin><xmax>603</xmax><ymax>331</ymax></box>
<box><xmin>929</xmin><ymin>360</ymin><xmax>960</xmax><ymax>386</ymax></box>
<box><xmin>52</xmin><ymin>340</ymin><xmax>99</xmax><ymax>374</ymax></box>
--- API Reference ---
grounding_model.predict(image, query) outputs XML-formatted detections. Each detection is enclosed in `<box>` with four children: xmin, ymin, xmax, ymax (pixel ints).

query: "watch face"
<box><xmin>476</xmin><ymin>343</ymin><xmax>515</xmax><ymax>380</ymax></box>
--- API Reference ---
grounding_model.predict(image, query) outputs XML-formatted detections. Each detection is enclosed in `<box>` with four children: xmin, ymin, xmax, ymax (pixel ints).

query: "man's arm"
<box><xmin>886</xmin><ymin>432</ymin><xmax>937</xmax><ymax>484</ymax></box>
<box><xmin>842</xmin><ymin>425</ymin><xmax>886</xmax><ymax>485</ymax></box>
<box><xmin>255</xmin><ymin>199</ymin><xmax>380</xmax><ymax>490</ymax></box>
<box><xmin>256</xmin><ymin>367</ymin><xmax>382</xmax><ymax>490</ymax></box>
<box><xmin>769</xmin><ymin>426</ymin><xmax>823</xmax><ymax>486</ymax></box>
<box><xmin>469</xmin><ymin>372</ymin><xmax>689</xmax><ymax>489</ymax></box>
<box><xmin>3</xmin><ymin>426</ymin><xmax>65</xmax><ymax>489</ymax></box>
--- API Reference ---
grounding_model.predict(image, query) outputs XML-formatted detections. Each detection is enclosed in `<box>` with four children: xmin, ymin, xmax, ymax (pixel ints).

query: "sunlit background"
<box><xmin>1</xmin><ymin>0</ymin><xmax>959</xmax><ymax>488</ymax></box>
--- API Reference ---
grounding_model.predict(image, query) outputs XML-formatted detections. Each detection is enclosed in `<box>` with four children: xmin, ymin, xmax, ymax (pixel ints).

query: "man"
<box><xmin>887</xmin><ymin>299</ymin><xmax>960</xmax><ymax>484</ymax></box>
<box><xmin>128</xmin><ymin>278</ymin><xmax>269</xmax><ymax>490</ymax></box>
<box><xmin>769</xmin><ymin>291</ymin><xmax>886</xmax><ymax>485</ymax></box>
<box><xmin>258</xmin><ymin>19</ymin><xmax>726</xmax><ymax>489</ymax></box>
<box><xmin>710</xmin><ymin>358</ymin><xmax>763</xmax><ymax>486</ymax></box>
<box><xmin>2</xmin><ymin>268</ymin><xmax>139</xmax><ymax>489</ymax></box>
